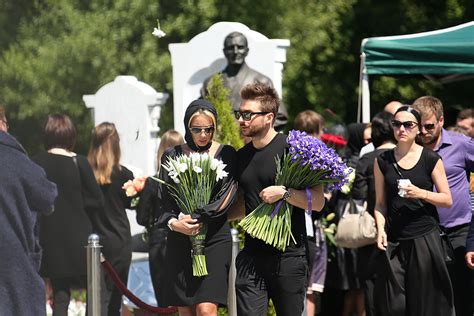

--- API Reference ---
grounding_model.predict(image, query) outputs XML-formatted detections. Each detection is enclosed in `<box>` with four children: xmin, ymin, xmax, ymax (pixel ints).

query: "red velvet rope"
<box><xmin>101</xmin><ymin>260</ymin><xmax>178</xmax><ymax>314</ymax></box>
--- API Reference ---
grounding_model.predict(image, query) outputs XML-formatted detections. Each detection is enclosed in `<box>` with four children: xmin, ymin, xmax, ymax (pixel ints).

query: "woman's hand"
<box><xmin>404</xmin><ymin>184</ymin><xmax>428</xmax><ymax>200</ymax></box>
<box><xmin>377</xmin><ymin>230</ymin><xmax>388</xmax><ymax>251</ymax></box>
<box><xmin>170</xmin><ymin>214</ymin><xmax>202</xmax><ymax>236</ymax></box>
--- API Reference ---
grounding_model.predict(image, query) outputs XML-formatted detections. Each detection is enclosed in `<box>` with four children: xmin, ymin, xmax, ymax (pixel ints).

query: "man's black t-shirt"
<box><xmin>237</xmin><ymin>133</ymin><xmax>306</xmax><ymax>256</ymax></box>
<box><xmin>377</xmin><ymin>148</ymin><xmax>441</xmax><ymax>241</ymax></box>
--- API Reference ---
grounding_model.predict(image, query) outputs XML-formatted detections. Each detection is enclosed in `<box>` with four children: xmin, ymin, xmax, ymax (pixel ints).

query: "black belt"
<box><xmin>440</xmin><ymin>223</ymin><xmax>470</xmax><ymax>234</ymax></box>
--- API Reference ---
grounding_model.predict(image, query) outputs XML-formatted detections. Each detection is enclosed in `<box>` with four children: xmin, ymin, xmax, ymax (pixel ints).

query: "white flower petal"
<box><xmin>152</xmin><ymin>28</ymin><xmax>166</xmax><ymax>38</ymax></box>
<box><xmin>177</xmin><ymin>163</ymin><xmax>188</xmax><ymax>173</ymax></box>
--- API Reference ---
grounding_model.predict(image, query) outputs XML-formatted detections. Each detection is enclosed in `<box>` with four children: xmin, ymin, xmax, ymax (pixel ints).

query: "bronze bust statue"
<box><xmin>201</xmin><ymin>32</ymin><xmax>288</xmax><ymax>130</ymax></box>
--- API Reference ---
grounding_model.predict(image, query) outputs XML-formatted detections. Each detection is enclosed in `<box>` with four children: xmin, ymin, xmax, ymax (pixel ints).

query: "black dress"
<box><xmin>352</xmin><ymin>148</ymin><xmax>389</xmax><ymax>316</ymax></box>
<box><xmin>158</xmin><ymin>144</ymin><xmax>237</xmax><ymax>306</ymax></box>
<box><xmin>33</xmin><ymin>152</ymin><xmax>104</xmax><ymax>279</ymax></box>
<box><xmin>87</xmin><ymin>165</ymin><xmax>134</xmax><ymax>315</ymax></box>
<box><xmin>374</xmin><ymin>148</ymin><xmax>454</xmax><ymax>316</ymax></box>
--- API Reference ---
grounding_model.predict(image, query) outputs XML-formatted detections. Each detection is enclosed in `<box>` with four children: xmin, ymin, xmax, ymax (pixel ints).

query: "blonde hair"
<box><xmin>188</xmin><ymin>109</ymin><xmax>217</xmax><ymax>129</ymax></box>
<box><xmin>87</xmin><ymin>122</ymin><xmax>121</xmax><ymax>185</ymax></box>
<box><xmin>157</xmin><ymin>130</ymin><xmax>184</xmax><ymax>172</ymax></box>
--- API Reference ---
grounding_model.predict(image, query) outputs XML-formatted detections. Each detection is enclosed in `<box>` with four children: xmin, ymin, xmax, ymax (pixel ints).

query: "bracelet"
<box><xmin>306</xmin><ymin>187</ymin><xmax>312</xmax><ymax>213</ymax></box>
<box><xmin>167</xmin><ymin>218</ymin><xmax>178</xmax><ymax>231</ymax></box>
<box><xmin>282</xmin><ymin>188</ymin><xmax>292</xmax><ymax>201</ymax></box>
<box><xmin>425</xmin><ymin>190</ymin><xmax>429</xmax><ymax>200</ymax></box>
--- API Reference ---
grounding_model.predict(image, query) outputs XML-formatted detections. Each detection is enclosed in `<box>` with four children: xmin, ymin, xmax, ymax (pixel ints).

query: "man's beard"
<box><xmin>240</xmin><ymin>124</ymin><xmax>266</xmax><ymax>138</ymax></box>
<box><xmin>421</xmin><ymin>128</ymin><xmax>441</xmax><ymax>145</ymax></box>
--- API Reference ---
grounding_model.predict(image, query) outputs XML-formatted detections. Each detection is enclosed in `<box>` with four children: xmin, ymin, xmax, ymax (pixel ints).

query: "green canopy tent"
<box><xmin>358</xmin><ymin>21</ymin><xmax>474</xmax><ymax>122</ymax></box>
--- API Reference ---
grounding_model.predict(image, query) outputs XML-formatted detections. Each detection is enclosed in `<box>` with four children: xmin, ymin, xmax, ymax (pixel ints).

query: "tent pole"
<box><xmin>358</xmin><ymin>52</ymin><xmax>370</xmax><ymax>123</ymax></box>
<box><xmin>362</xmin><ymin>68</ymin><xmax>370</xmax><ymax>123</ymax></box>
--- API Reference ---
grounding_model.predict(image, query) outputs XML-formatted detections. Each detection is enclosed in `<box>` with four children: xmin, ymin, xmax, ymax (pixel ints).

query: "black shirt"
<box><xmin>237</xmin><ymin>133</ymin><xmax>306</xmax><ymax>256</ymax></box>
<box><xmin>352</xmin><ymin>148</ymin><xmax>391</xmax><ymax>215</ymax></box>
<box><xmin>89</xmin><ymin>166</ymin><xmax>134</xmax><ymax>251</ymax></box>
<box><xmin>377</xmin><ymin>148</ymin><xmax>440</xmax><ymax>241</ymax></box>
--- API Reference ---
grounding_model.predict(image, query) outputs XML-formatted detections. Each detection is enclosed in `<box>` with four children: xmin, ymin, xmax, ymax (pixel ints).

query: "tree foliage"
<box><xmin>204</xmin><ymin>74</ymin><xmax>244</xmax><ymax>150</ymax></box>
<box><xmin>1</xmin><ymin>0</ymin><xmax>473</xmax><ymax>154</ymax></box>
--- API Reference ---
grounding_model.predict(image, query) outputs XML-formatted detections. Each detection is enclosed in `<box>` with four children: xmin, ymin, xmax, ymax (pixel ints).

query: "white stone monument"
<box><xmin>83</xmin><ymin>75</ymin><xmax>168</xmax><ymax>177</ymax></box>
<box><xmin>169</xmin><ymin>22</ymin><xmax>290</xmax><ymax>135</ymax></box>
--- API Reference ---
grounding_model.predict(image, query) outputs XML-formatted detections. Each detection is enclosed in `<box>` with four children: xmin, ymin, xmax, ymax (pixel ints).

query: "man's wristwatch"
<box><xmin>282</xmin><ymin>188</ymin><xmax>292</xmax><ymax>201</ymax></box>
<box><xmin>167</xmin><ymin>218</ymin><xmax>178</xmax><ymax>231</ymax></box>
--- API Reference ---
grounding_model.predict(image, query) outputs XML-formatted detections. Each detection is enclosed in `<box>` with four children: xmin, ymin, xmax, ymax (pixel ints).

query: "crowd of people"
<box><xmin>0</xmin><ymin>83</ymin><xmax>472</xmax><ymax>316</ymax></box>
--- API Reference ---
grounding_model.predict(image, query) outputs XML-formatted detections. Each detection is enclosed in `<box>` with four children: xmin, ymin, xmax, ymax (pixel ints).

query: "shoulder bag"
<box><xmin>334</xmin><ymin>199</ymin><xmax>377</xmax><ymax>248</ymax></box>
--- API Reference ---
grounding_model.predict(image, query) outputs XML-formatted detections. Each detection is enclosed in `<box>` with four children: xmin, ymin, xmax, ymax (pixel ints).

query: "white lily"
<box><xmin>210</xmin><ymin>158</ymin><xmax>220</xmax><ymax>170</ymax></box>
<box><xmin>216</xmin><ymin>169</ymin><xmax>228</xmax><ymax>181</ymax></box>
<box><xmin>152</xmin><ymin>19</ymin><xmax>166</xmax><ymax>38</ymax></box>
<box><xmin>193</xmin><ymin>165</ymin><xmax>203</xmax><ymax>173</ymax></box>
<box><xmin>177</xmin><ymin>162</ymin><xmax>188</xmax><ymax>173</ymax></box>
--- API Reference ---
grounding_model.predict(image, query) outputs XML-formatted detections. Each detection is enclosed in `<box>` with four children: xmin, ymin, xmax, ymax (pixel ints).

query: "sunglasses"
<box><xmin>234</xmin><ymin>111</ymin><xmax>269</xmax><ymax>121</ymax></box>
<box><xmin>190</xmin><ymin>126</ymin><xmax>214</xmax><ymax>135</ymax></box>
<box><xmin>422</xmin><ymin>123</ymin><xmax>436</xmax><ymax>130</ymax></box>
<box><xmin>391</xmin><ymin>120</ymin><xmax>418</xmax><ymax>130</ymax></box>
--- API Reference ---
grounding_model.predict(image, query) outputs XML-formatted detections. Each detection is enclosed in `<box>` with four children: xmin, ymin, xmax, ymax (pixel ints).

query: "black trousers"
<box><xmin>235</xmin><ymin>250</ymin><xmax>307</xmax><ymax>316</ymax></box>
<box><xmin>444</xmin><ymin>224</ymin><xmax>474</xmax><ymax>316</ymax></box>
<box><xmin>374</xmin><ymin>229</ymin><xmax>455</xmax><ymax>316</ymax></box>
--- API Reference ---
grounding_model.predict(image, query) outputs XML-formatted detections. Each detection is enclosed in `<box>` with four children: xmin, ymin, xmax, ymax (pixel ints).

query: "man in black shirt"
<box><xmin>234</xmin><ymin>83</ymin><xmax>325</xmax><ymax>315</ymax></box>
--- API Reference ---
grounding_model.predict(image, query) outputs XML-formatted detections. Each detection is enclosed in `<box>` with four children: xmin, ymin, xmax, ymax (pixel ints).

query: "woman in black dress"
<box><xmin>87</xmin><ymin>122</ymin><xmax>134</xmax><ymax>315</ymax></box>
<box><xmin>158</xmin><ymin>99</ymin><xmax>237</xmax><ymax>316</ymax></box>
<box><xmin>33</xmin><ymin>114</ymin><xmax>104</xmax><ymax>316</ymax></box>
<box><xmin>373</xmin><ymin>106</ymin><xmax>454</xmax><ymax>315</ymax></box>
<box><xmin>135</xmin><ymin>129</ymin><xmax>184</xmax><ymax>306</ymax></box>
<box><xmin>352</xmin><ymin>111</ymin><xmax>396</xmax><ymax>316</ymax></box>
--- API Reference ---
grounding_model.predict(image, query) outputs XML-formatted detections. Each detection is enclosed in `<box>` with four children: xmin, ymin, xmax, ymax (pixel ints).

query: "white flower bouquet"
<box><xmin>162</xmin><ymin>152</ymin><xmax>228</xmax><ymax>276</ymax></box>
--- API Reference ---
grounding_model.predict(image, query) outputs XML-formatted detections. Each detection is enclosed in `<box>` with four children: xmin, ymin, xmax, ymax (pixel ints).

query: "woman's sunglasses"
<box><xmin>190</xmin><ymin>126</ymin><xmax>215</xmax><ymax>135</ymax></box>
<box><xmin>391</xmin><ymin>120</ymin><xmax>418</xmax><ymax>130</ymax></box>
<box><xmin>234</xmin><ymin>111</ymin><xmax>269</xmax><ymax>121</ymax></box>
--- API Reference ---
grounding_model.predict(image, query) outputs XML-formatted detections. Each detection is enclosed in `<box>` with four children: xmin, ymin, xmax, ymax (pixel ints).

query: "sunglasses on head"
<box><xmin>234</xmin><ymin>111</ymin><xmax>269</xmax><ymax>121</ymax></box>
<box><xmin>391</xmin><ymin>120</ymin><xmax>418</xmax><ymax>129</ymax></box>
<box><xmin>190</xmin><ymin>126</ymin><xmax>215</xmax><ymax>135</ymax></box>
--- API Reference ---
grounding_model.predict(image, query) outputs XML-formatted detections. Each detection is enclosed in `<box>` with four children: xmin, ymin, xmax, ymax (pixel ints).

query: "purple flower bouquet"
<box><xmin>239</xmin><ymin>130</ymin><xmax>350</xmax><ymax>251</ymax></box>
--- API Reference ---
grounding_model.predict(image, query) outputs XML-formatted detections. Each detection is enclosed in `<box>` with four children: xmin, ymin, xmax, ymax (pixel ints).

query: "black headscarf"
<box><xmin>183</xmin><ymin>99</ymin><xmax>218</xmax><ymax>152</ymax></box>
<box><xmin>346</xmin><ymin>122</ymin><xmax>367</xmax><ymax>157</ymax></box>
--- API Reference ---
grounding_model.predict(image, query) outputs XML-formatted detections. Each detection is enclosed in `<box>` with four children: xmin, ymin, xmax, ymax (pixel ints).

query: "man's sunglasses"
<box><xmin>190</xmin><ymin>126</ymin><xmax>215</xmax><ymax>135</ymax></box>
<box><xmin>234</xmin><ymin>111</ymin><xmax>269</xmax><ymax>121</ymax></box>
<box><xmin>391</xmin><ymin>120</ymin><xmax>418</xmax><ymax>129</ymax></box>
<box><xmin>422</xmin><ymin>123</ymin><xmax>436</xmax><ymax>130</ymax></box>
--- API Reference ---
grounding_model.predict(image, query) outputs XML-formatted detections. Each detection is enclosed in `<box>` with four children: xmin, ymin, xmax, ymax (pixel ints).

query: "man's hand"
<box><xmin>466</xmin><ymin>252</ymin><xmax>474</xmax><ymax>269</ymax></box>
<box><xmin>259</xmin><ymin>185</ymin><xmax>286</xmax><ymax>204</ymax></box>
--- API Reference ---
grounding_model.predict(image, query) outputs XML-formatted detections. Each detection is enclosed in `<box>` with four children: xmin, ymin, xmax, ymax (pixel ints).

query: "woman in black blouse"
<box><xmin>87</xmin><ymin>122</ymin><xmax>134</xmax><ymax>316</ymax></box>
<box><xmin>33</xmin><ymin>114</ymin><xmax>104</xmax><ymax>316</ymax></box>
<box><xmin>373</xmin><ymin>106</ymin><xmax>454</xmax><ymax>315</ymax></box>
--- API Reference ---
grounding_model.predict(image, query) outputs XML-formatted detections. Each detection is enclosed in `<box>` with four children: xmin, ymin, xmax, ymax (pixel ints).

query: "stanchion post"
<box><xmin>228</xmin><ymin>228</ymin><xmax>240</xmax><ymax>316</ymax></box>
<box><xmin>86</xmin><ymin>234</ymin><xmax>102</xmax><ymax>316</ymax></box>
